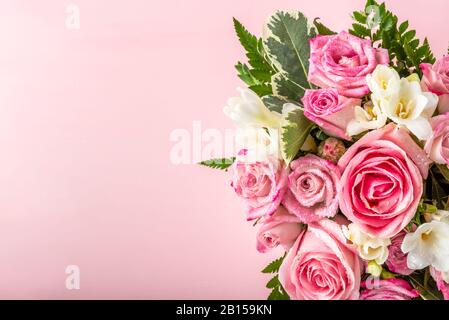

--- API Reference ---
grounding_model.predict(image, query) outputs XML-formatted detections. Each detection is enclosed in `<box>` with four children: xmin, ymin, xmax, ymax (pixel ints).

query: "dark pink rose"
<box><xmin>424</xmin><ymin>113</ymin><xmax>449</xmax><ymax>166</ymax></box>
<box><xmin>256</xmin><ymin>206</ymin><xmax>303</xmax><ymax>253</ymax></box>
<box><xmin>282</xmin><ymin>154</ymin><xmax>340</xmax><ymax>223</ymax></box>
<box><xmin>230</xmin><ymin>153</ymin><xmax>289</xmax><ymax>221</ymax></box>
<box><xmin>421</xmin><ymin>57</ymin><xmax>449</xmax><ymax>113</ymax></box>
<box><xmin>308</xmin><ymin>31</ymin><xmax>389</xmax><ymax>98</ymax></box>
<box><xmin>279</xmin><ymin>219</ymin><xmax>362</xmax><ymax>300</ymax></box>
<box><xmin>385</xmin><ymin>231</ymin><xmax>414</xmax><ymax>275</ymax></box>
<box><xmin>338</xmin><ymin>123</ymin><xmax>429</xmax><ymax>238</ymax></box>
<box><xmin>302</xmin><ymin>88</ymin><xmax>360</xmax><ymax>140</ymax></box>
<box><xmin>360</xmin><ymin>279</ymin><xmax>419</xmax><ymax>300</ymax></box>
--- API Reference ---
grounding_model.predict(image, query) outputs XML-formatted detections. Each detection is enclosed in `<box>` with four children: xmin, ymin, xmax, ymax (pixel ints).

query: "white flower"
<box><xmin>342</xmin><ymin>223</ymin><xmax>391</xmax><ymax>264</ymax></box>
<box><xmin>223</xmin><ymin>88</ymin><xmax>282</xmax><ymax>128</ymax></box>
<box><xmin>380</xmin><ymin>78</ymin><xmax>438</xmax><ymax>140</ymax></box>
<box><xmin>235</xmin><ymin>127</ymin><xmax>280</xmax><ymax>162</ymax></box>
<box><xmin>366</xmin><ymin>65</ymin><xmax>400</xmax><ymax>99</ymax></box>
<box><xmin>402</xmin><ymin>221</ymin><xmax>449</xmax><ymax>272</ymax></box>
<box><xmin>430</xmin><ymin>210</ymin><xmax>449</xmax><ymax>224</ymax></box>
<box><xmin>347</xmin><ymin>101</ymin><xmax>387</xmax><ymax>136</ymax></box>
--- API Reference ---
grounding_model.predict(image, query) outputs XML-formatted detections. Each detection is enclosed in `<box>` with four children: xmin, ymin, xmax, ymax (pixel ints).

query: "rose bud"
<box><xmin>317</xmin><ymin>137</ymin><xmax>346</xmax><ymax>163</ymax></box>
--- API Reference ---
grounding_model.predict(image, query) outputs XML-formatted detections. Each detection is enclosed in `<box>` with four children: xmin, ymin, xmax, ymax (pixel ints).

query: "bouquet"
<box><xmin>200</xmin><ymin>0</ymin><xmax>449</xmax><ymax>300</ymax></box>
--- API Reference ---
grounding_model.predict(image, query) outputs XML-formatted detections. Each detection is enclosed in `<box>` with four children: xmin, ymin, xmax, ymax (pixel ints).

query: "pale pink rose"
<box><xmin>279</xmin><ymin>219</ymin><xmax>362</xmax><ymax>300</ymax></box>
<box><xmin>256</xmin><ymin>206</ymin><xmax>303</xmax><ymax>253</ymax></box>
<box><xmin>338</xmin><ymin>123</ymin><xmax>429</xmax><ymax>238</ymax></box>
<box><xmin>424</xmin><ymin>113</ymin><xmax>449</xmax><ymax>166</ymax></box>
<box><xmin>360</xmin><ymin>279</ymin><xmax>419</xmax><ymax>300</ymax></box>
<box><xmin>421</xmin><ymin>57</ymin><xmax>449</xmax><ymax>113</ymax></box>
<box><xmin>308</xmin><ymin>31</ymin><xmax>389</xmax><ymax>98</ymax></box>
<box><xmin>385</xmin><ymin>231</ymin><xmax>414</xmax><ymax>276</ymax></box>
<box><xmin>282</xmin><ymin>154</ymin><xmax>340</xmax><ymax>223</ymax></box>
<box><xmin>430</xmin><ymin>267</ymin><xmax>449</xmax><ymax>300</ymax></box>
<box><xmin>302</xmin><ymin>89</ymin><xmax>360</xmax><ymax>140</ymax></box>
<box><xmin>230</xmin><ymin>152</ymin><xmax>289</xmax><ymax>221</ymax></box>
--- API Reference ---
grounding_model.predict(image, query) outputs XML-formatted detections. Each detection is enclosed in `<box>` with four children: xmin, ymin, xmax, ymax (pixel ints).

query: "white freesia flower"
<box><xmin>402</xmin><ymin>221</ymin><xmax>449</xmax><ymax>272</ymax></box>
<box><xmin>342</xmin><ymin>223</ymin><xmax>391</xmax><ymax>264</ymax></box>
<box><xmin>223</xmin><ymin>88</ymin><xmax>282</xmax><ymax>128</ymax></box>
<box><xmin>380</xmin><ymin>78</ymin><xmax>438</xmax><ymax>140</ymax></box>
<box><xmin>366</xmin><ymin>65</ymin><xmax>400</xmax><ymax>99</ymax></box>
<box><xmin>347</xmin><ymin>101</ymin><xmax>387</xmax><ymax>136</ymax></box>
<box><xmin>235</xmin><ymin>127</ymin><xmax>280</xmax><ymax>162</ymax></box>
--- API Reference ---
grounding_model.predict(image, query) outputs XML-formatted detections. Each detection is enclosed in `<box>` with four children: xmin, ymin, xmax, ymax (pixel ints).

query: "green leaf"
<box><xmin>267</xmin><ymin>285</ymin><xmax>290</xmax><ymax>300</ymax></box>
<box><xmin>271</xmin><ymin>73</ymin><xmax>305</xmax><ymax>101</ymax></box>
<box><xmin>263</xmin><ymin>11</ymin><xmax>316</xmax><ymax>95</ymax></box>
<box><xmin>261</xmin><ymin>255</ymin><xmax>285</xmax><ymax>274</ymax></box>
<box><xmin>409</xmin><ymin>271</ymin><xmax>443</xmax><ymax>300</ymax></box>
<box><xmin>352</xmin><ymin>11</ymin><xmax>367</xmax><ymax>24</ymax></box>
<box><xmin>198</xmin><ymin>157</ymin><xmax>235</xmax><ymax>170</ymax></box>
<box><xmin>262</xmin><ymin>95</ymin><xmax>299</xmax><ymax>113</ymax></box>
<box><xmin>438</xmin><ymin>164</ymin><xmax>449</xmax><ymax>183</ymax></box>
<box><xmin>248</xmin><ymin>84</ymin><xmax>272</xmax><ymax>97</ymax></box>
<box><xmin>233</xmin><ymin>17</ymin><xmax>258</xmax><ymax>54</ymax></box>
<box><xmin>399</xmin><ymin>20</ymin><xmax>409</xmax><ymax>34</ymax></box>
<box><xmin>351</xmin><ymin>23</ymin><xmax>370</xmax><ymax>38</ymax></box>
<box><xmin>266</xmin><ymin>275</ymin><xmax>279</xmax><ymax>289</ymax></box>
<box><xmin>233</xmin><ymin>18</ymin><xmax>275</xmax><ymax>91</ymax></box>
<box><xmin>313</xmin><ymin>18</ymin><xmax>336</xmax><ymax>35</ymax></box>
<box><xmin>280</xmin><ymin>108</ymin><xmax>314</xmax><ymax>163</ymax></box>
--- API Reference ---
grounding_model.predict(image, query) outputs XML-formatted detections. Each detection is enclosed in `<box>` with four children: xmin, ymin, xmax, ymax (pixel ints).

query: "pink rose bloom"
<box><xmin>279</xmin><ymin>219</ymin><xmax>362</xmax><ymax>300</ymax></box>
<box><xmin>338</xmin><ymin>123</ymin><xmax>430</xmax><ymax>238</ymax></box>
<box><xmin>308</xmin><ymin>31</ymin><xmax>389</xmax><ymax>98</ymax></box>
<box><xmin>256</xmin><ymin>206</ymin><xmax>303</xmax><ymax>253</ymax></box>
<box><xmin>430</xmin><ymin>267</ymin><xmax>449</xmax><ymax>300</ymax></box>
<box><xmin>302</xmin><ymin>88</ymin><xmax>360</xmax><ymax>140</ymax></box>
<box><xmin>230</xmin><ymin>153</ymin><xmax>289</xmax><ymax>221</ymax></box>
<box><xmin>421</xmin><ymin>57</ymin><xmax>449</xmax><ymax>113</ymax></box>
<box><xmin>385</xmin><ymin>231</ymin><xmax>414</xmax><ymax>276</ymax></box>
<box><xmin>360</xmin><ymin>279</ymin><xmax>419</xmax><ymax>300</ymax></box>
<box><xmin>424</xmin><ymin>113</ymin><xmax>449</xmax><ymax>166</ymax></box>
<box><xmin>282</xmin><ymin>154</ymin><xmax>340</xmax><ymax>223</ymax></box>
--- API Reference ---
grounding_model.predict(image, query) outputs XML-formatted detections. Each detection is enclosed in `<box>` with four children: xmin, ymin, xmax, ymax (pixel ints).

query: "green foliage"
<box><xmin>198</xmin><ymin>157</ymin><xmax>235</xmax><ymax>170</ymax></box>
<box><xmin>262</xmin><ymin>255</ymin><xmax>290</xmax><ymax>300</ymax></box>
<box><xmin>313</xmin><ymin>18</ymin><xmax>336</xmax><ymax>35</ymax></box>
<box><xmin>280</xmin><ymin>108</ymin><xmax>314</xmax><ymax>163</ymax></box>
<box><xmin>409</xmin><ymin>270</ymin><xmax>443</xmax><ymax>300</ymax></box>
<box><xmin>263</xmin><ymin>11</ymin><xmax>316</xmax><ymax>100</ymax></box>
<box><xmin>350</xmin><ymin>0</ymin><xmax>435</xmax><ymax>77</ymax></box>
<box><xmin>261</xmin><ymin>95</ymin><xmax>300</xmax><ymax>114</ymax></box>
<box><xmin>261</xmin><ymin>255</ymin><xmax>285</xmax><ymax>274</ymax></box>
<box><xmin>233</xmin><ymin>18</ymin><xmax>275</xmax><ymax>96</ymax></box>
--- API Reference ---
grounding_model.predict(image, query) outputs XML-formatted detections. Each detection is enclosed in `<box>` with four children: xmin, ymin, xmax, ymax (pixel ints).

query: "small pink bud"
<box><xmin>317</xmin><ymin>137</ymin><xmax>346</xmax><ymax>163</ymax></box>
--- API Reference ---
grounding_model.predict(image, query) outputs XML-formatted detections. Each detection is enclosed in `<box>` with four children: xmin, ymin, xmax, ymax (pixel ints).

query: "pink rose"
<box><xmin>421</xmin><ymin>57</ymin><xmax>449</xmax><ymax>113</ymax></box>
<box><xmin>302</xmin><ymin>88</ymin><xmax>360</xmax><ymax>140</ymax></box>
<box><xmin>230</xmin><ymin>153</ymin><xmax>289</xmax><ymax>221</ymax></box>
<box><xmin>430</xmin><ymin>267</ymin><xmax>449</xmax><ymax>300</ymax></box>
<box><xmin>308</xmin><ymin>31</ymin><xmax>389</xmax><ymax>98</ymax></box>
<box><xmin>279</xmin><ymin>219</ymin><xmax>362</xmax><ymax>300</ymax></box>
<box><xmin>338</xmin><ymin>124</ymin><xmax>429</xmax><ymax>238</ymax></box>
<box><xmin>282</xmin><ymin>154</ymin><xmax>340</xmax><ymax>223</ymax></box>
<box><xmin>256</xmin><ymin>206</ymin><xmax>303</xmax><ymax>253</ymax></box>
<box><xmin>424</xmin><ymin>113</ymin><xmax>449</xmax><ymax>166</ymax></box>
<box><xmin>385</xmin><ymin>231</ymin><xmax>414</xmax><ymax>276</ymax></box>
<box><xmin>360</xmin><ymin>279</ymin><xmax>419</xmax><ymax>300</ymax></box>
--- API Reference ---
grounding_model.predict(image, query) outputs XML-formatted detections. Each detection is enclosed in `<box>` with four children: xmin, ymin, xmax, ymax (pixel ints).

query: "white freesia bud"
<box><xmin>402</xmin><ymin>220</ymin><xmax>449</xmax><ymax>272</ymax></box>
<box><xmin>223</xmin><ymin>88</ymin><xmax>282</xmax><ymax>128</ymax></box>
<box><xmin>342</xmin><ymin>223</ymin><xmax>391</xmax><ymax>264</ymax></box>
<box><xmin>347</xmin><ymin>101</ymin><xmax>387</xmax><ymax>136</ymax></box>
<box><xmin>380</xmin><ymin>78</ymin><xmax>438</xmax><ymax>140</ymax></box>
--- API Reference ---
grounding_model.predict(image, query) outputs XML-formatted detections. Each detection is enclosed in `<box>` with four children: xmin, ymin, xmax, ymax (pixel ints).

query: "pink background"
<box><xmin>0</xmin><ymin>0</ymin><xmax>448</xmax><ymax>299</ymax></box>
